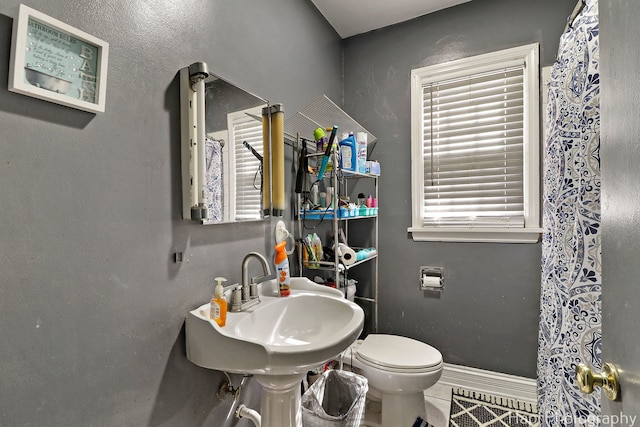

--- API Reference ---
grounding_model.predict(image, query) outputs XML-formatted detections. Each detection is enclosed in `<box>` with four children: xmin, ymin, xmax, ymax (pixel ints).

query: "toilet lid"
<box><xmin>357</xmin><ymin>334</ymin><xmax>442</xmax><ymax>370</ymax></box>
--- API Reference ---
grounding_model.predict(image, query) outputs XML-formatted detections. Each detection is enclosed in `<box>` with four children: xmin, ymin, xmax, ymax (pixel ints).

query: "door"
<box><xmin>599</xmin><ymin>0</ymin><xmax>640</xmax><ymax>424</ymax></box>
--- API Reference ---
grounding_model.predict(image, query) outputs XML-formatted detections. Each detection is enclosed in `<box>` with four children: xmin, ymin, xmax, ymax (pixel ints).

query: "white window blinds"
<box><xmin>422</xmin><ymin>66</ymin><xmax>525</xmax><ymax>228</ymax></box>
<box><xmin>231</xmin><ymin>114</ymin><xmax>263</xmax><ymax>221</ymax></box>
<box><xmin>409</xmin><ymin>44</ymin><xmax>540</xmax><ymax>242</ymax></box>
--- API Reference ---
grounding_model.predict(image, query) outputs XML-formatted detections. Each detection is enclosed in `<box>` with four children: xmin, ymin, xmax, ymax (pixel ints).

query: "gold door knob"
<box><xmin>575</xmin><ymin>363</ymin><xmax>620</xmax><ymax>401</ymax></box>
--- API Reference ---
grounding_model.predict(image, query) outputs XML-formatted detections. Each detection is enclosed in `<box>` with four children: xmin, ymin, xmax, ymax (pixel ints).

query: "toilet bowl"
<box><xmin>343</xmin><ymin>334</ymin><xmax>443</xmax><ymax>427</ymax></box>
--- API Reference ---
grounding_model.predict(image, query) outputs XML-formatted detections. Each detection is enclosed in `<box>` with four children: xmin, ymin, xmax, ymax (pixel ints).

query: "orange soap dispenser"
<box><xmin>210</xmin><ymin>277</ymin><xmax>228</xmax><ymax>327</ymax></box>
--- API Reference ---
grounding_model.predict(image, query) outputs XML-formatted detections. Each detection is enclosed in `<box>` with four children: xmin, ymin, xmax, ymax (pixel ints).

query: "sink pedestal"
<box><xmin>254</xmin><ymin>373</ymin><xmax>305</xmax><ymax>427</ymax></box>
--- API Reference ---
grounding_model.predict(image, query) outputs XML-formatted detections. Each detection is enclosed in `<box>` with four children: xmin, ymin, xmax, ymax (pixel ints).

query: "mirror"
<box><xmin>203</xmin><ymin>74</ymin><xmax>268</xmax><ymax>224</ymax></box>
<box><xmin>179</xmin><ymin>62</ymin><xmax>270</xmax><ymax>225</ymax></box>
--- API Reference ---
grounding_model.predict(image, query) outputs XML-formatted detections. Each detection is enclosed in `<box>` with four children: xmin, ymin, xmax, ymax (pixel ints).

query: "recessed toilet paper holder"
<box><xmin>419</xmin><ymin>267</ymin><xmax>444</xmax><ymax>290</ymax></box>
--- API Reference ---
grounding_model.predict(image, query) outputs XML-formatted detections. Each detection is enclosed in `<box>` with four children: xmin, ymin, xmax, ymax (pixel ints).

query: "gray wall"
<box><xmin>341</xmin><ymin>0</ymin><xmax>576</xmax><ymax>378</ymax></box>
<box><xmin>0</xmin><ymin>1</ymin><xmax>340</xmax><ymax>425</ymax></box>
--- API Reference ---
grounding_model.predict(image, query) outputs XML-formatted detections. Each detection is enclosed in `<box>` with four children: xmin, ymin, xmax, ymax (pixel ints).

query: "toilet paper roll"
<box><xmin>421</xmin><ymin>275</ymin><xmax>442</xmax><ymax>289</ymax></box>
<box><xmin>337</xmin><ymin>243</ymin><xmax>357</xmax><ymax>266</ymax></box>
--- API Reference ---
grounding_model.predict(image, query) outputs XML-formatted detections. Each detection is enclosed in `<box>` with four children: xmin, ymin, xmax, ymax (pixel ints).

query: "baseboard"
<box><xmin>437</xmin><ymin>363</ymin><xmax>537</xmax><ymax>403</ymax></box>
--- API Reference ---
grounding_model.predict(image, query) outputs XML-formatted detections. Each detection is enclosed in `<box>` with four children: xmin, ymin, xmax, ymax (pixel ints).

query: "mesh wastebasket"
<box><xmin>301</xmin><ymin>369</ymin><xmax>368</xmax><ymax>427</ymax></box>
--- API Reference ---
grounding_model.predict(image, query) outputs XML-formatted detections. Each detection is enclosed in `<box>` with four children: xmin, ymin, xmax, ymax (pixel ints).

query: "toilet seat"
<box><xmin>356</xmin><ymin>334</ymin><xmax>442</xmax><ymax>373</ymax></box>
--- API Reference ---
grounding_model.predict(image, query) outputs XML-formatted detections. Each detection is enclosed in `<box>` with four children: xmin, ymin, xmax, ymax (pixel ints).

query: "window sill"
<box><xmin>408</xmin><ymin>227</ymin><xmax>542</xmax><ymax>243</ymax></box>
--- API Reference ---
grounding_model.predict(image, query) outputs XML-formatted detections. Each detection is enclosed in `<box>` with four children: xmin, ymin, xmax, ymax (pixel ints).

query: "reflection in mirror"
<box><xmin>203</xmin><ymin>74</ymin><xmax>268</xmax><ymax>224</ymax></box>
<box><xmin>179</xmin><ymin>62</ymin><xmax>271</xmax><ymax>224</ymax></box>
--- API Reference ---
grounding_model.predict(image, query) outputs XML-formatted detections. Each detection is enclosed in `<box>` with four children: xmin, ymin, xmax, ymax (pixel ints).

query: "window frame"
<box><xmin>408</xmin><ymin>43</ymin><xmax>542</xmax><ymax>243</ymax></box>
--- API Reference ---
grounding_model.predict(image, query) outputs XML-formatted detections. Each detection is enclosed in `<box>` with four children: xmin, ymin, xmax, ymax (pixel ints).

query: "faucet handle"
<box><xmin>230</xmin><ymin>284</ymin><xmax>243</xmax><ymax>312</ymax></box>
<box><xmin>249</xmin><ymin>281</ymin><xmax>261</xmax><ymax>300</ymax></box>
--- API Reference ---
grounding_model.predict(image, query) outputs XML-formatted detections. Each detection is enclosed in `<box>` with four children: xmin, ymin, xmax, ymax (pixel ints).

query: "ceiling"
<box><xmin>310</xmin><ymin>0</ymin><xmax>472</xmax><ymax>38</ymax></box>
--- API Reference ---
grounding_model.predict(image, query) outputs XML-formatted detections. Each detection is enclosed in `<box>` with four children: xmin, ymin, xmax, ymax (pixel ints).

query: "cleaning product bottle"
<box><xmin>356</xmin><ymin>132</ymin><xmax>368</xmax><ymax>173</ymax></box>
<box><xmin>317</xmin><ymin>126</ymin><xmax>338</xmax><ymax>180</ymax></box>
<box><xmin>210</xmin><ymin>277</ymin><xmax>228</xmax><ymax>327</ymax></box>
<box><xmin>275</xmin><ymin>241</ymin><xmax>291</xmax><ymax>297</ymax></box>
<box><xmin>314</xmin><ymin>127</ymin><xmax>326</xmax><ymax>152</ymax></box>
<box><xmin>339</xmin><ymin>134</ymin><xmax>357</xmax><ymax>172</ymax></box>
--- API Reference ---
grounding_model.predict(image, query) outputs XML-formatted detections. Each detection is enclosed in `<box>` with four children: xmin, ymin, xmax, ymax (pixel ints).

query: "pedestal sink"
<box><xmin>185</xmin><ymin>277</ymin><xmax>364</xmax><ymax>427</ymax></box>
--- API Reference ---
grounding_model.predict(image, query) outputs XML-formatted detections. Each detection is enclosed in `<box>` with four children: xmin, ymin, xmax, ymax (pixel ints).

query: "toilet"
<box><xmin>343</xmin><ymin>334</ymin><xmax>443</xmax><ymax>427</ymax></box>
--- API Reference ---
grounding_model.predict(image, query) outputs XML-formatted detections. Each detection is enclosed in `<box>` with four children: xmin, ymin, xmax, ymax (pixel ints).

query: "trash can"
<box><xmin>301</xmin><ymin>369</ymin><xmax>368</xmax><ymax>427</ymax></box>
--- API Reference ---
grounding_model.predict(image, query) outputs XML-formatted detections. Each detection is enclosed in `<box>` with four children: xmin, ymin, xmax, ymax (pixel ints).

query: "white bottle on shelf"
<box><xmin>356</xmin><ymin>132</ymin><xmax>367</xmax><ymax>173</ymax></box>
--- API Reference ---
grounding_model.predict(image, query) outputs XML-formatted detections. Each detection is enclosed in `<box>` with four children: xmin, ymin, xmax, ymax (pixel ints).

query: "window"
<box><xmin>227</xmin><ymin>107</ymin><xmax>264</xmax><ymax>221</ymax></box>
<box><xmin>409</xmin><ymin>44</ymin><xmax>541</xmax><ymax>243</ymax></box>
<box><xmin>206</xmin><ymin>105</ymin><xmax>264</xmax><ymax>223</ymax></box>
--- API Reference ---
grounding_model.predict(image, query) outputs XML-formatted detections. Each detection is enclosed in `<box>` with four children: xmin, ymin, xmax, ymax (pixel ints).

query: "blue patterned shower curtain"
<box><xmin>205</xmin><ymin>136</ymin><xmax>224</xmax><ymax>222</ymax></box>
<box><xmin>538</xmin><ymin>0</ymin><xmax>601</xmax><ymax>425</ymax></box>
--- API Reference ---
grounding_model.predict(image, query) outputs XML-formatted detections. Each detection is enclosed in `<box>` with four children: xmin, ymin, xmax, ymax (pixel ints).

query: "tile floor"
<box><xmin>423</xmin><ymin>382</ymin><xmax>454</xmax><ymax>427</ymax></box>
<box><xmin>362</xmin><ymin>382</ymin><xmax>453</xmax><ymax>427</ymax></box>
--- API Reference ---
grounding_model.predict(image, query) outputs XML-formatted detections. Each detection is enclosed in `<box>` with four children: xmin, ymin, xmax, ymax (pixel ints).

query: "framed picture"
<box><xmin>8</xmin><ymin>5</ymin><xmax>109</xmax><ymax>113</ymax></box>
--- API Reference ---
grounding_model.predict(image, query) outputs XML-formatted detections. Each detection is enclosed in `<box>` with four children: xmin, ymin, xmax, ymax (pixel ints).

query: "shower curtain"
<box><xmin>538</xmin><ymin>0</ymin><xmax>601</xmax><ymax>426</ymax></box>
<box><xmin>205</xmin><ymin>136</ymin><xmax>224</xmax><ymax>222</ymax></box>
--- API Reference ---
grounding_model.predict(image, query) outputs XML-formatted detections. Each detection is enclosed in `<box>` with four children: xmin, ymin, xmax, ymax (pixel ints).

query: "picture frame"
<box><xmin>8</xmin><ymin>5</ymin><xmax>109</xmax><ymax>113</ymax></box>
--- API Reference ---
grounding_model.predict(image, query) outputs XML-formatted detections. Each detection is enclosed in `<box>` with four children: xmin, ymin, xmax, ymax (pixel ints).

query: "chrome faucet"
<box><xmin>230</xmin><ymin>252</ymin><xmax>271</xmax><ymax>312</ymax></box>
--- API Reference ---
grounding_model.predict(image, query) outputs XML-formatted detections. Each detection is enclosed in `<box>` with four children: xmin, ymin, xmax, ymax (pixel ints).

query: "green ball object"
<box><xmin>313</xmin><ymin>127</ymin><xmax>326</xmax><ymax>141</ymax></box>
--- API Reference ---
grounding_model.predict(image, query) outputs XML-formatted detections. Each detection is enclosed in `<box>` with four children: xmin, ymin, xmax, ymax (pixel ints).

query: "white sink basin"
<box><xmin>185</xmin><ymin>277</ymin><xmax>364</xmax><ymax>375</ymax></box>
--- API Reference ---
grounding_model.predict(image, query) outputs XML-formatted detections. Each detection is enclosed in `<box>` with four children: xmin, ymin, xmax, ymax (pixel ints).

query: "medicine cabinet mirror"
<box><xmin>180</xmin><ymin>63</ymin><xmax>270</xmax><ymax>224</ymax></box>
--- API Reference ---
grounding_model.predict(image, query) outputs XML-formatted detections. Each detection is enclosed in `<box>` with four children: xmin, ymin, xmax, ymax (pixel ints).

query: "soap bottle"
<box><xmin>275</xmin><ymin>241</ymin><xmax>291</xmax><ymax>297</ymax></box>
<box><xmin>210</xmin><ymin>277</ymin><xmax>228</xmax><ymax>327</ymax></box>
